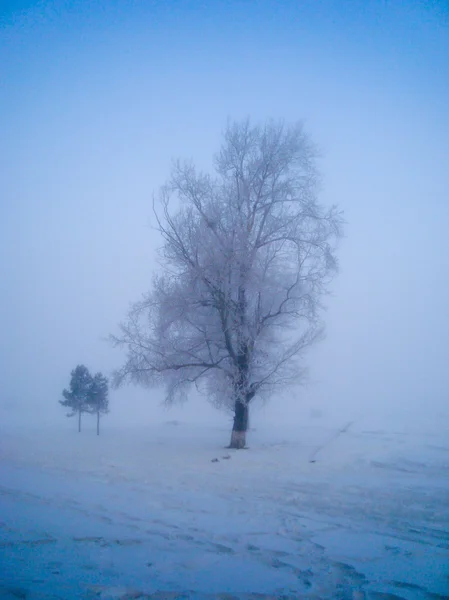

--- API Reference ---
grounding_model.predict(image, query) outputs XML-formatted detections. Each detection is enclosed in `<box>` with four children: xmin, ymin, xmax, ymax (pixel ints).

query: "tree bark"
<box><xmin>96</xmin><ymin>411</ymin><xmax>100</xmax><ymax>436</ymax></box>
<box><xmin>78</xmin><ymin>409</ymin><xmax>81</xmax><ymax>433</ymax></box>
<box><xmin>229</xmin><ymin>399</ymin><xmax>249</xmax><ymax>449</ymax></box>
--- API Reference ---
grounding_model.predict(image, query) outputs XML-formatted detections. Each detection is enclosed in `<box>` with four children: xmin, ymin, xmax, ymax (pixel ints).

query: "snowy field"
<box><xmin>1</xmin><ymin>418</ymin><xmax>448</xmax><ymax>599</ymax></box>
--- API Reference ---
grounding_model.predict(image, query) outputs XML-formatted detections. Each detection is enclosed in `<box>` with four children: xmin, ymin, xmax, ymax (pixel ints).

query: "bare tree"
<box><xmin>112</xmin><ymin>119</ymin><xmax>343</xmax><ymax>448</ymax></box>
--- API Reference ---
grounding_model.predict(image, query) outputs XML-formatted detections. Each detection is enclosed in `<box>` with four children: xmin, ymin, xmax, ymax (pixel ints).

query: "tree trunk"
<box><xmin>78</xmin><ymin>409</ymin><xmax>81</xmax><ymax>433</ymax></box>
<box><xmin>96</xmin><ymin>411</ymin><xmax>100</xmax><ymax>436</ymax></box>
<box><xmin>229</xmin><ymin>399</ymin><xmax>249</xmax><ymax>449</ymax></box>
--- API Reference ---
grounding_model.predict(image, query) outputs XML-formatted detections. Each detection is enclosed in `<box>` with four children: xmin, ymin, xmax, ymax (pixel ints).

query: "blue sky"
<box><xmin>1</xmin><ymin>0</ymin><xmax>448</xmax><ymax>428</ymax></box>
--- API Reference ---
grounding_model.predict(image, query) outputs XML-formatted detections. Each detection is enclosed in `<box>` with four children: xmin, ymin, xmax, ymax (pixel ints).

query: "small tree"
<box><xmin>112</xmin><ymin>119</ymin><xmax>343</xmax><ymax>448</ymax></box>
<box><xmin>60</xmin><ymin>365</ymin><xmax>92</xmax><ymax>432</ymax></box>
<box><xmin>88</xmin><ymin>373</ymin><xmax>109</xmax><ymax>436</ymax></box>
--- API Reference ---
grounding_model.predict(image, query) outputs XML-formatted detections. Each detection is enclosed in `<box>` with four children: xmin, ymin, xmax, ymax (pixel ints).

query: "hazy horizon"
<box><xmin>1</xmin><ymin>0</ymin><xmax>448</xmax><ymax>433</ymax></box>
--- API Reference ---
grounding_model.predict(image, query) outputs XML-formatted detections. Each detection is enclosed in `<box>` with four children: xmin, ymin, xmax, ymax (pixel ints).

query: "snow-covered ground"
<box><xmin>1</xmin><ymin>419</ymin><xmax>448</xmax><ymax>599</ymax></box>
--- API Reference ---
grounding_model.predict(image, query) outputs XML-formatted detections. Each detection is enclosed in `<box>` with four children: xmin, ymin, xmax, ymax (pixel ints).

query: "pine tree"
<box><xmin>60</xmin><ymin>365</ymin><xmax>92</xmax><ymax>432</ymax></box>
<box><xmin>88</xmin><ymin>373</ymin><xmax>109</xmax><ymax>436</ymax></box>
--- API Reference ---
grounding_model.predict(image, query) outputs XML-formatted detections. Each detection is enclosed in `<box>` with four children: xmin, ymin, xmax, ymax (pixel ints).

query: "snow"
<box><xmin>1</xmin><ymin>418</ymin><xmax>448</xmax><ymax>599</ymax></box>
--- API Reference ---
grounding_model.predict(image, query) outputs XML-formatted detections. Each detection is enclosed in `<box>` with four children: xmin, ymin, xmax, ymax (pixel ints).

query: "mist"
<box><xmin>1</xmin><ymin>0</ymin><xmax>448</xmax><ymax>433</ymax></box>
<box><xmin>2</xmin><ymin>4</ymin><xmax>449</xmax><ymax>597</ymax></box>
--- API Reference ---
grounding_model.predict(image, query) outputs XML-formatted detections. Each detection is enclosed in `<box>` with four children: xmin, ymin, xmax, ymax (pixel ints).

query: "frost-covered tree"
<box><xmin>60</xmin><ymin>365</ymin><xmax>92</xmax><ymax>432</ymax></box>
<box><xmin>112</xmin><ymin>119</ymin><xmax>343</xmax><ymax>448</ymax></box>
<box><xmin>88</xmin><ymin>373</ymin><xmax>109</xmax><ymax>436</ymax></box>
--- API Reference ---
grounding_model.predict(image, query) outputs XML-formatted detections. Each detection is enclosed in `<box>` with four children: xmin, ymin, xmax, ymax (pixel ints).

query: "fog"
<box><xmin>1</xmin><ymin>1</ymin><xmax>448</xmax><ymax>433</ymax></box>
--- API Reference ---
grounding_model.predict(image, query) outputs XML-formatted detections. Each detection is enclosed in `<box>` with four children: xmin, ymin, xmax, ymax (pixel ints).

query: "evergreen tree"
<box><xmin>60</xmin><ymin>365</ymin><xmax>92</xmax><ymax>432</ymax></box>
<box><xmin>88</xmin><ymin>373</ymin><xmax>109</xmax><ymax>436</ymax></box>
